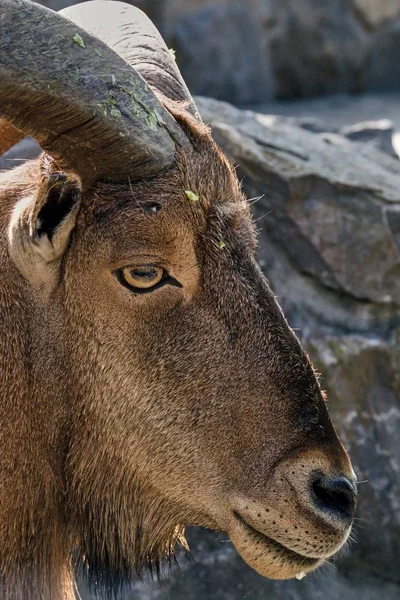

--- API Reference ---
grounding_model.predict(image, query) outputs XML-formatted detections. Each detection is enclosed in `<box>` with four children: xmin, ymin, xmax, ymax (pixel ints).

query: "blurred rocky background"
<box><xmin>8</xmin><ymin>1</ymin><xmax>400</xmax><ymax>599</ymax></box>
<box><xmin>38</xmin><ymin>0</ymin><xmax>400</xmax><ymax>104</ymax></box>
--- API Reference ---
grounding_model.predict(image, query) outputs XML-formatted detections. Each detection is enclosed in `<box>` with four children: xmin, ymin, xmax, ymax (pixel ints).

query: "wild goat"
<box><xmin>0</xmin><ymin>1</ymin><xmax>357</xmax><ymax>599</ymax></box>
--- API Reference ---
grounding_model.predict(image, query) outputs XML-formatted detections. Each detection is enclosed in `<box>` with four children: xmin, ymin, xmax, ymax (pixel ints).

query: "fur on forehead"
<box><xmin>37</xmin><ymin>99</ymin><xmax>252</xmax><ymax>251</ymax></box>
<box><xmin>77</xmin><ymin>102</ymin><xmax>250</xmax><ymax>224</ymax></box>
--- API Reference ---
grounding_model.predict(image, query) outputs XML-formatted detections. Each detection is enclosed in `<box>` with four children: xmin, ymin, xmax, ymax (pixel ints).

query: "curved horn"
<box><xmin>60</xmin><ymin>0</ymin><xmax>201</xmax><ymax>121</ymax></box>
<box><xmin>0</xmin><ymin>0</ymin><xmax>189</xmax><ymax>184</ymax></box>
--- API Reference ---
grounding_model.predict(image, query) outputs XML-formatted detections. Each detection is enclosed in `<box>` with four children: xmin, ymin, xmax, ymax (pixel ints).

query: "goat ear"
<box><xmin>9</xmin><ymin>167</ymin><xmax>81</xmax><ymax>286</ymax></box>
<box><xmin>29</xmin><ymin>172</ymin><xmax>81</xmax><ymax>262</ymax></box>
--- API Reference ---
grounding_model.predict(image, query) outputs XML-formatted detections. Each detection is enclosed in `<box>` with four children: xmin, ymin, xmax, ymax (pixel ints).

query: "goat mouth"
<box><xmin>232</xmin><ymin>511</ymin><xmax>320</xmax><ymax>575</ymax></box>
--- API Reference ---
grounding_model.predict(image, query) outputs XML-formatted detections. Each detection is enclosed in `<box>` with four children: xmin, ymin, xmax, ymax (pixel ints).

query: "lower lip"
<box><xmin>233</xmin><ymin>511</ymin><xmax>320</xmax><ymax>569</ymax></box>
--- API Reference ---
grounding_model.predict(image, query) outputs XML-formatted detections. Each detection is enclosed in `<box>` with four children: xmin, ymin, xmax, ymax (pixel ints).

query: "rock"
<box><xmin>167</xmin><ymin>0</ymin><xmax>369</xmax><ymax>101</ymax></box>
<box><xmin>115</xmin><ymin>537</ymin><xmax>400</xmax><ymax>600</ymax></box>
<box><xmin>197</xmin><ymin>96</ymin><xmax>400</xmax><ymax>306</ymax></box>
<box><xmin>267</xmin><ymin>0</ymin><xmax>368</xmax><ymax>98</ymax></box>
<box><xmin>171</xmin><ymin>1</ymin><xmax>274</xmax><ymax>104</ymax></box>
<box><xmin>239</xmin><ymin>114</ymin><xmax>398</xmax><ymax>158</ymax></box>
<box><xmin>81</xmin><ymin>527</ymin><xmax>400</xmax><ymax>600</ymax></box>
<box><xmin>36</xmin><ymin>0</ymin><xmax>79</xmax><ymax>9</ymax></box>
<box><xmin>339</xmin><ymin>119</ymin><xmax>397</xmax><ymax>157</ymax></box>
<box><xmin>367</xmin><ymin>16</ymin><xmax>400</xmax><ymax>91</ymax></box>
<box><xmin>306</xmin><ymin>334</ymin><xmax>400</xmax><ymax>584</ymax></box>
<box><xmin>0</xmin><ymin>137</ymin><xmax>41</xmax><ymax>171</ymax></box>
<box><xmin>354</xmin><ymin>0</ymin><xmax>400</xmax><ymax>28</ymax></box>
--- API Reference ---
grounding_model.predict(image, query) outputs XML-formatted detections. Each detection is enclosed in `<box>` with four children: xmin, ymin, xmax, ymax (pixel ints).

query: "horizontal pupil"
<box><xmin>130</xmin><ymin>269</ymin><xmax>159</xmax><ymax>280</ymax></box>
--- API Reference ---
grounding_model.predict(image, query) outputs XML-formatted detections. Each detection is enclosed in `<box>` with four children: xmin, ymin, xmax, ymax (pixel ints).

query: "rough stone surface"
<box><xmin>306</xmin><ymin>334</ymin><xmax>400</xmax><ymax>584</ymax></box>
<box><xmin>171</xmin><ymin>1</ymin><xmax>273</xmax><ymax>104</ymax></box>
<box><xmin>198</xmin><ymin>97</ymin><xmax>400</xmax><ymax>305</ymax></box>
<box><xmin>267</xmin><ymin>0</ymin><xmax>367</xmax><ymax>98</ymax></box>
<box><xmin>367</xmin><ymin>16</ymin><xmax>400</xmax><ymax>92</ymax></box>
<box><xmin>0</xmin><ymin>137</ymin><xmax>40</xmax><ymax>171</ymax></box>
<box><xmin>339</xmin><ymin>119</ymin><xmax>397</xmax><ymax>157</ymax></box>
<box><xmin>79</xmin><ymin>531</ymin><xmax>400</xmax><ymax>600</ymax></box>
<box><xmin>354</xmin><ymin>0</ymin><xmax>400</xmax><ymax>27</ymax></box>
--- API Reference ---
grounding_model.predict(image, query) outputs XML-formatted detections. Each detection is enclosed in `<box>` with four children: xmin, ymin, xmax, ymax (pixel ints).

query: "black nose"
<box><xmin>311</xmin><ymin>474</ymin><xmax>357</xmax><ymax>520</ymax></box>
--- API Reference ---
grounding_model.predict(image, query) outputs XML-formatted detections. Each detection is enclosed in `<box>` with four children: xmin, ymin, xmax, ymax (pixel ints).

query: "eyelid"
<box><xmin>114</xmin><ymin>267</ymin><xmax>182</xmax><ymax>294</ymax></box>
<box><xmin>110</xmin><ymin>256</ymin><xmax>169</xmax><ymax>271</ymax></box>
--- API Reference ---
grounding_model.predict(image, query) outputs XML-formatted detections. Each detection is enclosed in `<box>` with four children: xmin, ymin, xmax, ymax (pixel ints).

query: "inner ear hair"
<box><xmin>30</xmin><ymin>156</ymin><xmax>82</xmax><ymax>242</ymax></box>
<box><xmin>35</xmin><ymin>174</ymin><xmax>80</xmax><ymax>241</ymax></box>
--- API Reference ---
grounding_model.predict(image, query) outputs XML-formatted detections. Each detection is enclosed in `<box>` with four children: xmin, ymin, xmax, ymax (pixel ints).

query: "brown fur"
<box><xmin>0</xmin><ymin>108</ymin><xmax>356</xmax><ymax>600</ymax></box>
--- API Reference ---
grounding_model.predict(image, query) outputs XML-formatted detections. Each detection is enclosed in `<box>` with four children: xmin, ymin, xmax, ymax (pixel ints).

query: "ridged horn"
<box><xmin>0</xmin><ymin>0</ymin><xmax>190</xmax><ymax>184</ymax></box>
<box><xmin>60</xmin><ymin>0</ymin><xmax>201</xmax><ymax>121</ymax></box>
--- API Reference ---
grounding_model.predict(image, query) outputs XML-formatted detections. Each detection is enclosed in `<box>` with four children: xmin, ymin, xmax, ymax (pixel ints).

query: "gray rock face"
<box><xmin>167</xmin><ymin>0</ymin><xmax>368</xmax><ymax>101</ymax></box>
<box><xmin>307</xmin><ymin>334</ymin><xmax>400</xmax><ymax>583</ymax></box>
<box><xmin>339</xmin><ymin>119</ymin><xmax>397</xmax><ymax>157</ymax></box>
<box><xmin>198</xmin><ymin>97</ymin><xmax>400</xmax><ymax>306</ymax></box>
<box><xmin>0</xmin><ymin>137</ymin><xmax>40</xmax><ymax>171</ymax></box>
<box><xmin>267</xmin><ymin>0</ymin><xmax>367</xmax><ymax>98</ymax></box>
<box><xmin>367</xmin><ymin>16</ymin><xmax>400</xmax><ymax>92</ymax></box>
<box><xmin>171</xmin><ymin>1</ymin><xmax>273</xmax><ymax>104</ymax></box>
<box><xmin>354</xmin><ymin>0</ymin><xmax>400</xmax><ymax>27</ymax></box>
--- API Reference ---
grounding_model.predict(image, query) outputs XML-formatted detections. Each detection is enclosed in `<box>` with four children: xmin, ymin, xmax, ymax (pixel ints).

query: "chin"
<box><xmin>228</xmin><ymin>513</ymin><xmax>337</xmax><ymax>581</ymax></box>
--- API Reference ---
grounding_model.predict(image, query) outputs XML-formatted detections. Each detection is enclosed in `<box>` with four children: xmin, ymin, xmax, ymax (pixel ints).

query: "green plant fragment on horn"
<box><xmin>72</xmin><ymin>33</ymin><xmax>85</xmax><ymax>48</ymax></box>
<box><xmin>145</xmin><ymin>111</ymin><xmax>159</xmax><ymax>131</ymax></box>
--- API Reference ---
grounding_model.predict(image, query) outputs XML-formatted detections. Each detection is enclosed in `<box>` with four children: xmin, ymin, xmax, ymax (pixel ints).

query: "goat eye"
<box><xmin>118</xmin><ymin>266</ymin><xmax>165</xmax><ymax>291</ymax></box>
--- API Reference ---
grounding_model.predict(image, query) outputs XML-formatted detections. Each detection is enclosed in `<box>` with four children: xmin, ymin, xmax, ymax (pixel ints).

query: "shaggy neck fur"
<box><xmin>0</xmin><ymin>163</ymin><xmax>188</xmax><ymax>600</ymax></box>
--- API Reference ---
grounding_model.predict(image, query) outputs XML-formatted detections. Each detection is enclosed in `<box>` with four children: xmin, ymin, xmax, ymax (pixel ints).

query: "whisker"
<box><xmin>347</xmin><ymin>529</ymin><xmax>359</xmax><ymax>544</ymax></box>
<box><xmin>128</xmin><ymin>176</ymin><xmax>144</xmax><ymax>210</ymax></box>
<box><xmin>243</xmin><ymin>586</ymin><xmax>256</xmax><ymax>599</ymax></box>
<box><xmin>248</xmin><ymin>194</ymin><xmax>265</xmax><ymax>206</ymax></box>
<box><xmin>322</xmin><ymin>559</ymin><xmax>337</xmax><ymax>574</ymax></box>
<box><xmin>253</xmin><ymin>210</ymin><xmax>272</xmax><ymax>223</ymax></box>
<box><xmin>185</xmin><ymin>548</ymin><xmax>195</xmax><ymax>563</ymax></box>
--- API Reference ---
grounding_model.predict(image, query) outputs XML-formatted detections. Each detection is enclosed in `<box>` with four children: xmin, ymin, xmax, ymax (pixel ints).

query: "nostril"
<box><xmin>311</xmin><ymin>475</ymin><xmax>357</xmax><ymax>520</ymax></box>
